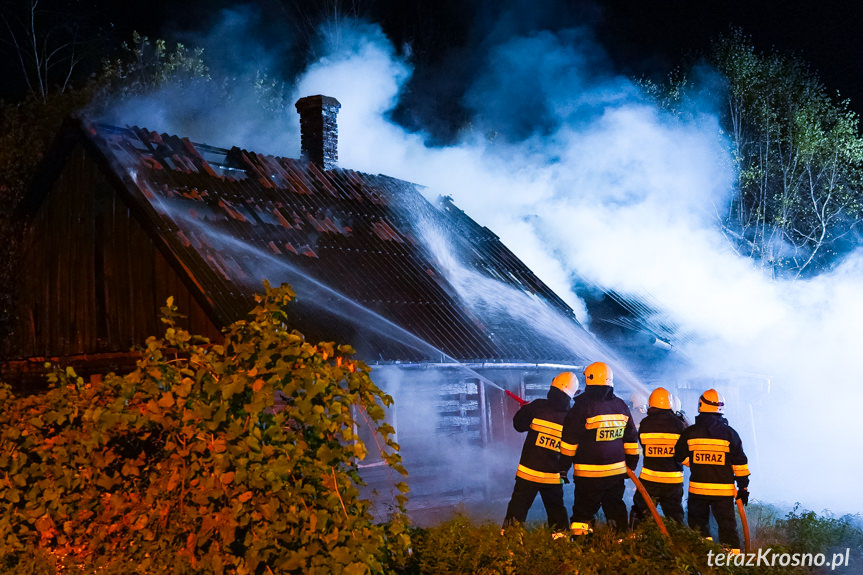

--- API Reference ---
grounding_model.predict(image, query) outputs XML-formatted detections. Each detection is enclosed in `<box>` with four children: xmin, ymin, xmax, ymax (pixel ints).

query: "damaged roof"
<box><xmin>27</xmin><ymin>118</ymin><xmax>608</xmax><ymax>365</ymax></box>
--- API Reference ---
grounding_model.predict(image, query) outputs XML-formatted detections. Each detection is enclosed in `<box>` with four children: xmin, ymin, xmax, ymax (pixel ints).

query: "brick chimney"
<box><xmin>295</xmin><ymin>95</ymin><xmax>341</xmax><ymax>170</ymax></box>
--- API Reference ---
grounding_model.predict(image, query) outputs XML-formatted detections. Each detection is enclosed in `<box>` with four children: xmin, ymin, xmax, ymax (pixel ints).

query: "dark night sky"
<box><xmin>3</xmin><ymin>0</ymin><xmax>863</xmax><ymax>125</ymax></box>
<box><xmin>595</xmin><ymin>0</ymin><xmax>863</xmax><ymax>105</ymax></box>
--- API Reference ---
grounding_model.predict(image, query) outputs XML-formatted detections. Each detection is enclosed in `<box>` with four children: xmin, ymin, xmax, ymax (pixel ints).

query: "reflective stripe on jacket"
<box><xmin>638</xmin><ymin>408</ymin><xmax>687</xmax><ymax>484</ymax></box>
<box><xmin>512</xmin><ymin>387</ymin><xmax>571</xmax><ymax>484</ymax></box>
<box><xmin>674</xmin><ymin>412</ymin><xmax>750</xmax><ymax>496</ymax></box>
<box><xmin>561</xmin><ymin>386</ymin><xmax>638</xmax><ymax>479</ymax></box>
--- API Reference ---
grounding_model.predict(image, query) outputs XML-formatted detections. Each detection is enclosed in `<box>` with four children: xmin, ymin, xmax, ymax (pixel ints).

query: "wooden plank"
<box><xmin>83</xmin><ymin>163</ymin><xmax>97</xmax><ymax>352</ymax></box>
<box><xmin>55</xmin><ymin>158</ymin><xmax>71</xmax><ymax>355</ymax></box>
<box><xmin>128</xmin><ymin>202</ymin><xmax>157</xmax><ymax>344</ymax></box>
<box><xmin>73</xmin><ymin>149</ymin><xmax>90</xmax><ymax>354</ymax></box>
<box><xmin>100</xmin><ymin>177</ymin><xmax>116</xmax><ymax>348</ymax></box>
<box><xmin>116</xmin><ymin>187</ymin><xmax>132</xmax><ymax>348</ymax></box>
<box><xmin>153</xmin><ymin>243</ymin><xmax>173</xmax><ymax>338</ymax></box>
<box><xmin>93</xmin><ymin>173</ymin><xmax>108</xmax><ymax>350</ymax></box>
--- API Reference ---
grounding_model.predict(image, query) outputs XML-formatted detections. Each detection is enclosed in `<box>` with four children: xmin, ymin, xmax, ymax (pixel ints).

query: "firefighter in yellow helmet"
<box><xmin>560</xmin><ymin>362</ymin><xmax>639</xmax><ymax>536</ymax></box>
<box><xmin>630</xmin><ymin>387</ymin><xmax>687</xmax><ymax>526</ymax></box>
<box><xmin>674</xmin><ymin>389</ymin><xmax>750</xmax><ymax>551</ymax></box>
<box><xmin>503</xmin><ymin>371</ymin><xmax>579</xmax><ymax>534</ymax></box>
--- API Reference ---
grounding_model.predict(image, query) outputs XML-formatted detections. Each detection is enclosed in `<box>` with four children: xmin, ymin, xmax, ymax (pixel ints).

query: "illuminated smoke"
<box><xmin>292</xmin><ymin>18</ymin><xmax>861</xmax><ymax>515</ymax></box>
<box><xmin>91</xmin><ymin>5</ymin><xmax>862</xmax><ymax>514</ymax></box>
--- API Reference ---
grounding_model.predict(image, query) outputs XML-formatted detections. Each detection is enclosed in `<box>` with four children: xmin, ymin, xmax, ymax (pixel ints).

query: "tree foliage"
<box><xmin>713</xmin><ymin>30</ymin><xmax>863</xmax><ymax>277</ymax></box>
<box><xmin>0</xmin><ymin>283</ymin><xmax>409</xmax><ymax>574</ymax></box>
<box><xmin>641</xmin><ymin>29</ymin><xmax>863</xmax><ymax>278</ymax></box>
<box><xmin>97</xmin><ymin>31</ymin><xmax>209</xmax><ymax>100</ymax></box>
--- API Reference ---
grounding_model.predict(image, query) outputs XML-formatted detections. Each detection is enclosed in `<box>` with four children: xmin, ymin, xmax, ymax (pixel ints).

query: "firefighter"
<box><xmin>674</xmin><ymin>389</ymin><xmax>750</xmax><ymax>551</ymax></box>
<box><xmin>630</xmin><ymin>387</ymin><xmax>687</xmax><ymax>526</ymax></box>
<box><xmin>503</xmin><ymin>371</ymin><xmax>579</xmax><ymax>533</ymax></box>
<box><xmin>560</xmin><ymin>361</ymin><xmax>639</xmax><ymax>536</ymax></box>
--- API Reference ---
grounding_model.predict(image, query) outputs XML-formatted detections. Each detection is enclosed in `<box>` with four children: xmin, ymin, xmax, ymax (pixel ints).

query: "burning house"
<box><xmin>2</xmin><ymin>95</ymin><xmax>647</xmax><ymax>517</ymax></box>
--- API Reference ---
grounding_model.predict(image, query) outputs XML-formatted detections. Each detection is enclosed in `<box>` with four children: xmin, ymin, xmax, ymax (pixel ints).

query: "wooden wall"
<box><xmin>13</xmin><ymin>144</ymin><xmax>223</xmax><ymax>360</ymax></box>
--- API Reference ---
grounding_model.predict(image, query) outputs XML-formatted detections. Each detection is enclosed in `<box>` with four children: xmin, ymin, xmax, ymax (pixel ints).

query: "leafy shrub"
<box><xmin>403</xmin><ymin>515</ymin><xmax>811</xmax><ymax>574</ymax></box>
<box><xmin>0</xmin><ymin>283</ymin><xmax>409</xmax><ymax>574</ymax></box>
<box><xmin>778</xmin><ymin>504</ymin><xmax>863</xmax><ymax>561</ymax></box>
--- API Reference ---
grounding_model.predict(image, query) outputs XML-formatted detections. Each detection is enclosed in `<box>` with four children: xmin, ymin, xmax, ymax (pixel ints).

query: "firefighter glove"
<box><xmin>625</xmin><ymin>454</ymin><xmax>639</xmax><ymax>471</ymax></box>
<box><xmin>736</xmin><ymin>488</ymin><xmax>749</xmax><ymax>506</ymax></box>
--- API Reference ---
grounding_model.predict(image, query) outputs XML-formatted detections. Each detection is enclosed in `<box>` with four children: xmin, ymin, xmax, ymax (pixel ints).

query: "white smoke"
<box><xmin>96</xmin><ymin>7</ymin><xmax>862</xmax><ymax>514</ymax></box>
<box><xmin>292</xmin><ymin>19</ymin><xmax>861</xmax><ymax>514</ymax></box>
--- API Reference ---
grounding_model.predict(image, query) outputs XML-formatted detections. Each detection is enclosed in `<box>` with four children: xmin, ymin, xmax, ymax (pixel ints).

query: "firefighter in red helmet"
<box><xmin>560</xmin><ymin>362</ymin><xmax>639</xmax><ymax>536</ymax></box>
<box><xmin>503</xmin><ymin>371</ymin><xmax>579</xmax><ymax>534</ymax></box>
<box><xmin>674</xmin><ymin>389</ymin><xmax>750</xmax><ymax>552</ymax></box>
<box><xmin>630</xmin><ymin>387</ymin><xmax>687</xmax><ymax>526</ymax></box>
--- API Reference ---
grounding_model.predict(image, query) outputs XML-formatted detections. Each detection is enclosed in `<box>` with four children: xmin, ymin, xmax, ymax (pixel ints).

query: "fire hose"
<box><xmin>505</xmin><ymin>389</ymin><xmax>529</xmax><ymax>406</ymax></box>
<box><xmin>625</xmin><ymin>467</ymin><xmax>670</xmax><ymax>540</ymax></box>
<box><xmin>733</xmin><ymin>487</ymin><xmax>751</xmax><ymax>553</ymax></box>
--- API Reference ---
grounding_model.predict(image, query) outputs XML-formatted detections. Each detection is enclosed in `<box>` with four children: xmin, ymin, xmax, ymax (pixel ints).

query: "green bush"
<box><xmin>403</xmin><ymin>515</ymin><xmax>811</xmax><ymax>574</ymax></box>
<box><xmin>779</xmin><ymin>504</ymin><xmax>863</xmax><ymax>558</ymax></box>
<box><xmin>0</xmin><ymin>282</ymin><xmax>409</xmax><ymax>574</ymax></box>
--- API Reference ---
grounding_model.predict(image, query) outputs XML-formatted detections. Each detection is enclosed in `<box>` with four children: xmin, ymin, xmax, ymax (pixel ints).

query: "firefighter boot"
<box><xmin>569</xmin><ymin>521</ymin><xmax>593</xmax><ymax>541</ymax></box>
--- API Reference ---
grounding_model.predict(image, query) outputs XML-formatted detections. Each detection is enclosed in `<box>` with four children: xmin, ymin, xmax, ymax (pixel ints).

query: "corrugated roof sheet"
<box><xmin>79</xmin><ymin>121</ymin><xmax>602</xmax><ymax>364</ymax></box>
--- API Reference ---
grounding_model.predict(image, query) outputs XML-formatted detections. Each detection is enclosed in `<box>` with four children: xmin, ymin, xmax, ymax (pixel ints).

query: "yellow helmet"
<box><xmin>583</xmin><ymin>362</ymin><xmax>613</xmax><ymax>387</ymax></box>
<box><xmin>698</xmin><ymin>389</ymin><xmax>725</xmax><ymax>413</ymax></box>
<box><xmin>648</xmin><ymin>387</ymin><xmax>671</xmax><ymax>410</ymax></box>
<box><xmin>551</xmin><ymin>371</ymin><xmax>579</xmax><ymax>398</ymax></box>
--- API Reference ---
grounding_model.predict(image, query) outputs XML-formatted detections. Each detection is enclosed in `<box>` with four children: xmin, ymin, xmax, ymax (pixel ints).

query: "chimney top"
<box><xmin>295</xmin><ymin>95</ymin><xmax>341</xmax><ymax>170</ymax></box>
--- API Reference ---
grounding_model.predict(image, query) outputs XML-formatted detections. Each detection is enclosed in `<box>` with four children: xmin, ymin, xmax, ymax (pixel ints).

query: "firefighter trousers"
<box><xmin>687</xmin><ymin>494</ymin><xmax>741</xmax><ymax>549</ymax></box>
<box><xmin>570</xmin><ymin>476</ymin><xmax>628</xmax><ymax>531</ymax></box>
<box><xmin>503</xmin><ymin>477</ymin><xmax>568</xmax><ymax>531</ymax></box>
<box><xmin>631</xmin><ymin>480</ymin><xmax>684</xmax><ymax>525</ymax></box>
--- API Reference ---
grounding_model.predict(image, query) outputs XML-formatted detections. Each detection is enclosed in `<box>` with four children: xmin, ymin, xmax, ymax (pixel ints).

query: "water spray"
<box><xmin>161</xmin><ymin>209</ymin><xmax>567</xmax><ymax>398</ymax></box>
<box><xmin>131</xmin><ymin>162</ymin><xmax>649</xmax><ymax>399</ymax></box>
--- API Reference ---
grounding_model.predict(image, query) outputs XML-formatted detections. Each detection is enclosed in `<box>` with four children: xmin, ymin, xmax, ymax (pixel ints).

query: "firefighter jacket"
<box><xmin>674</xmin><ymin>412</ymin><xmax>750</xmax><ymax>497</ymax></box>
<box><xmin>512</xmin><ymin>386</ymin><xmax>572</xmax><ymax>484</ymax></box>
<box><xmin>560</xmin><ymin>385</ymin><xmax>639</xmax><ymax>479</ymax></box>
<box><xmin>638</xmin><ymin>407</ymin><xmax>688</xmax><ymax>484</ymax></box>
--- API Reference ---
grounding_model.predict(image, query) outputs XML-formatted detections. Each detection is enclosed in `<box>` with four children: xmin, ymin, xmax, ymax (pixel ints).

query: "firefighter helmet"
<box><xmin>648</xmin><ymin>387</ymin><xmax>672</xmax><ymax>410</ymax></box>
<box><xmin>584</xmin><ymin>361</ymin><xmax>613</xmax><ymax>387</ymax></box>
<box><xmin>551</xmin><ymin>371</ymin><xmax>579</xmax><ymax>398</ymax></box>
<box><xmin>670</xmin><ymin>394</ymin><xmax>682</xmax><ymax>413</ymax></box>
<box><xmin>551</xmin><ymin>371</ymin><xmax>578</xmax><ymax>399</ymax></box>
<box><xmin>698</xmin><ymin>389</ymin><xmax>725</xmax><ymax>413</ymax></box>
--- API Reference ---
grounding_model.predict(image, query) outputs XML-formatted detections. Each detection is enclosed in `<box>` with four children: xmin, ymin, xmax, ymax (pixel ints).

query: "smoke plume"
<box><xmin>93</xmin><ymin>4</ymin><xmax>862</xmax><ymax>514</ymax></box>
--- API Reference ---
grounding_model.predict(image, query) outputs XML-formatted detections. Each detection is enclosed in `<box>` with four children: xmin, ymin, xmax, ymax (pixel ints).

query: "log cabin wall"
<box><xmin>13</xmin><ymin>144</ymin><xmax>223</xmax><ymax>360</ymax></box>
